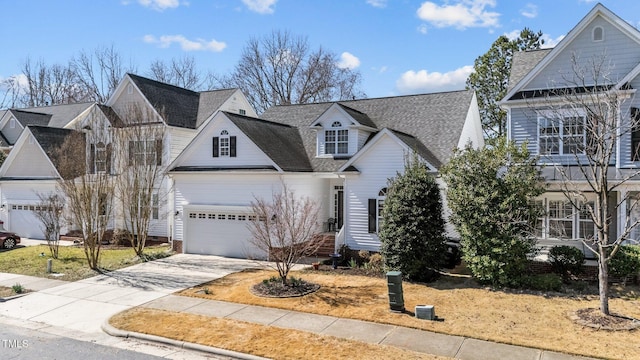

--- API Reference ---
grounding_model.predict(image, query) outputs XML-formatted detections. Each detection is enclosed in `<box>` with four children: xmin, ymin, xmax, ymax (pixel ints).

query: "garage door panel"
<box><xmin>185</xmin><ymin>210</ymin><xmax>264</xmax><ymax>259</ymax></box>
<box><xmin>9</xmin><ymin>205</ymin><xmax>44</xmax><ymax>239</ymax></box>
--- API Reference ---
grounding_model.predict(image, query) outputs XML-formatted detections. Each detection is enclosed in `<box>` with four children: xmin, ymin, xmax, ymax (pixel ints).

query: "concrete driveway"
<box><xmin>0</xmin><ymin>254</ymin><xmax>264</xmax><ymax>334</ymax></box>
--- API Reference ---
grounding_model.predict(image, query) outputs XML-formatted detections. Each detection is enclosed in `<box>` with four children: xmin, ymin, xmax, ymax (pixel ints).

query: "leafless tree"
<box><xmin>1</xmin><ymin>75</ymin><xmax>25</xmax><ymax>108</ymax></box>
<box><xmin>247</xmin><ymin>181</ymin><xmax>322</xmax><ymax>285</ymax></box>
<box><xmin>148</xmin><ymin>55</ymin><xmax>211</xmax><ymax>90</ymax></box>
<box><xmin>533</xmin><ymin>53</ymin><xmax>640</xmax><ymax>315</ymax></box>
<box><xmin>21</xmin><ymin>58</ymin><xmax>81</xmax><ymax>107</ymax></box>
<box><xmin>32</xmin><ymin>192</ymin><xmax>65</xmax><ymax>259</ymax></box>
<box><xmin>71</xmin><ymin>45</ymin><xmax>137</xmax><ymax>103</ymax></box>
<box><xmin>112</xmin><ymin>105</ymin><xmax>167</xmax><ymax>258</ymax></box>
<box><xmin>218</xmin><ymin>30</ymin><xmax>365</xmax><ymax>114</ymax></box>
<box><xmin>54</xmin><ymin>125</ymin><xmax>114</xmax><ymax>270</ymax></box>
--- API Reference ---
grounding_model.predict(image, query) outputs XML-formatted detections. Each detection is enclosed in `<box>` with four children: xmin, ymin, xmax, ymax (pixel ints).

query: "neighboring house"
<box><xmin>501</xmin><ymin>3</ymin><xmax>640</xmax><ymax>256</ymax></box>
<box><xmin>168</xmin><ymin>91</ymin><xmax>483</xmax><ymax>258</ymax></box>
<box><xmin>0</xmin><ymin>73</ymin><xmax>255</xmax><ymax>239</ymax></box>
<box><xmin>0</xmin><ymin>103</ymin><xmax>94</xmax><ymax>152</ymax></box>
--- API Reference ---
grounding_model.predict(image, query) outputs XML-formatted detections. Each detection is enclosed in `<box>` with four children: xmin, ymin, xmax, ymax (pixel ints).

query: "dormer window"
<box><xmin>213</xmin><ymin>130</ymin><xmax>236</xmax><ymax>157</ymax></box>
<box><xmin>325</xmin><ymin>121</ymin><xmax>348</xmax><ymax>155</ymax></box>
<box><xmin>593</xmin><ymin>26</ymin><xmax>603</xmax><ymax>42</ymax></box>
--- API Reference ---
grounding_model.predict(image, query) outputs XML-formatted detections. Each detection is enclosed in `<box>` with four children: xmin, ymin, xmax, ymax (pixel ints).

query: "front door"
<box><xmin>333</xmin><ymin>186</ymin><xmax>344</xmax><ymax>230</ymax></box>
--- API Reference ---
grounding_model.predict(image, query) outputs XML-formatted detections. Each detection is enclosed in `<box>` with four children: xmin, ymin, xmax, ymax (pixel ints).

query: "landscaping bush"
<box><xmin>363</xmin><ymin>253</ymin><xmax>384</xmax><ymax>273</ymax></box>
<box><xmin>549</xmin><ymin>245</ymin><xmax>585</xmax><ymax>281</ymax></box>
<box><xmin>379</xmin><ymin>154</ymin><xmax>447</xmax><ymax>282</ymax></box>
<box><xmin>609</xmin><ymin>245</ymin><xmax>640</xmax><ymax>284</ymax></box>
<box><xmin>521</xmin><ymin>273</ymin><xmax>563</xmax><ymax>292</ymax></box>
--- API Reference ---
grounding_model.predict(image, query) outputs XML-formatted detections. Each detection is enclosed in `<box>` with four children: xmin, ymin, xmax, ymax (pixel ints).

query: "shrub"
<box><xmin>549</xmin><ymin>245</ymin><xmax>585</xmax><ymax>281</ymax></box>
<box><xmin>379</xmin><ymin>154</ymin><xmax>447</xmax><ymax>282</ymax></box>
<box><xmin>441</xmin><ymin>139</ymin><xmax>544</xmax><ymax>287</ymax></box>
<box><xmin>521</xmin><ymin>273</ymin><xmax>563</xmax><ymax>292</ymax></box>
<box><xmin>609</xmin><ymin>245</ymin><xmax>640</xmax><ymax>284</ymax></box>
<box><xmin>12</xmin><ymin>283</ymin><xmax>24</xmax><ymax>294</ymax></box>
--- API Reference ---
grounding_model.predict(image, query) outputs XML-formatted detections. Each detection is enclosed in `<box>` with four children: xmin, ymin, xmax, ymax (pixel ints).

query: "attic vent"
<box><xmin>127</xmin><ymin>84</ymin><xmax>133</xmax><ymax>94</ymax></box>
<box><xmin>593</xmin><ymin>26</ymin><xmax>603</xmax><ymax>41</ymax></box>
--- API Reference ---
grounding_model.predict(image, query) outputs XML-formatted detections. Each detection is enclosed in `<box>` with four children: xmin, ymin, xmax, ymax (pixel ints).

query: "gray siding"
<box><xmin>526</xmin><ymin>16</ymin><xmax>640</xmax><ymax>90</ymax></box>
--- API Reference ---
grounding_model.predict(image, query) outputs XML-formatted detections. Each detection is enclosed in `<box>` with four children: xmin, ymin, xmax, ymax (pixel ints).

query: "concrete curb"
<box><xmin>101</xmin><ymin>320</ymin><xmax>270</xmax><ymax>360</ymax></box>
<box><xmin>0</xmin><ymin>292</ymin><xmax>30</xmax><ymax>302</ymax></box>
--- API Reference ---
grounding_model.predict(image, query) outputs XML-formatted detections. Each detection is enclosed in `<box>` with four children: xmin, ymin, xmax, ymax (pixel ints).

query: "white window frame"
<box><xmin>219</xmin><ymin>130</ymin><xmax>230</xmax><ymax>157</ymax></box>
<box><xmin>95</xmin><ymin>142</ymin><xmax>107</xmax><ymax>173</ymax></box>
<box><xmin>132</xmin><ymin>140</ymin><xmax>158</xmax><ymax>166</ymax></box>
<box><xmin>537</xmin><ymin>110</ymin><xmax>587</xmax><ymax>156</ymax></box>
<box><xmin>535</xmin><ymin>195</ymin><xmax>596</xmax><ymax>240</ymax></box>
<box><xmin>325</xmin><ymin>121</ymin><xmax>348</xmax><ymax>155</ymax></box>
<box><xmin>377</xmin><ymin>188</ymin><xmax>387</xmax><ymax>233</ymax></box>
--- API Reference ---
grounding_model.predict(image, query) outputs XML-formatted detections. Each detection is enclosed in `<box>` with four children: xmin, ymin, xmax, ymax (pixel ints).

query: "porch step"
<box><xmin>314</xmin><ymin>233</ymin><xmax>336</xmax><ymax>257</ymax></box>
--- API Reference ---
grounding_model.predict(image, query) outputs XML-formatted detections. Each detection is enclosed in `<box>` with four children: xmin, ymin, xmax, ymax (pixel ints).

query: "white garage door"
<box><xmin>9</xmin><ymin>204</ymin><xmax>45</xmax><ymax>239</ymax></box>
<box><xmin>184</xmin><ymin>208</ymin><xmax>264</xmax><ymax>259</ymax></box>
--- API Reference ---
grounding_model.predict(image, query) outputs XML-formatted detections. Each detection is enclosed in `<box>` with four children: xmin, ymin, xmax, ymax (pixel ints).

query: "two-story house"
<box><xmin>0</xmin><ymin>73</ymin><xmax>255</xmax><ymax>240</ymax></box>
<box><xmin>501</xmin><ymin>3</ymin><xmax>640</xmax><ymax>256</ymax></box>
<box><xmin>168</xmin><ymin>91</ymin><xmax>483</xmax><ymax>257</ymax></box>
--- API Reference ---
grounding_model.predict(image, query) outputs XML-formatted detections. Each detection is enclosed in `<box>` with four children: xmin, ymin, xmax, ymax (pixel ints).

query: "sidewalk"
<box><xmin>1</xmin><ymin>258</ymin><xmax>601</xmax><ymax>360</ymax></box>
<box><xmin>108</xmin><ymin>294</ymin><xmax>600</xmax><ymax>360</ymax></box>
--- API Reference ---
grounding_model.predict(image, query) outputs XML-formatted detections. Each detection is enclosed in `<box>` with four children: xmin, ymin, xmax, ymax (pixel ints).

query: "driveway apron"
<box><xmin>0</xmin><ymin>254</ymin><xmax>262</xmax><ymax>333</ymax></box>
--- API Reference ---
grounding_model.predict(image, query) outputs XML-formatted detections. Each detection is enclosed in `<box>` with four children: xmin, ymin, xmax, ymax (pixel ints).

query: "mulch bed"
<box><xmin>570</xmin><ymin>308</ymin><xmax>640</xmax><ymax>331</ymax></box>
<box><xmin>251</xmin><ymin>278</ymin><xmax>320</xmax><ymax>298</ymax></box>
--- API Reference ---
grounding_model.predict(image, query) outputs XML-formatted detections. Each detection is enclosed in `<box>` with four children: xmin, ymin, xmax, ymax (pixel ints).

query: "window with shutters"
<box><xmin>129</xmin><ymin>139</ymin><xmax>162</xmax><ymax>166</ymax></box>
<box><xmin>368</xmin><ymin>187</ymin><xmax>387</xmax><ymax>233</ymax></box>
<box><xmin>212</xmin><ymin>130</ymin><xmax>237</xmax><ymax>158</ymax></box>
<box><xmin>90</xmin><ymin>142</ymin><xmax>112</xmax><ymax>173</ymax></box>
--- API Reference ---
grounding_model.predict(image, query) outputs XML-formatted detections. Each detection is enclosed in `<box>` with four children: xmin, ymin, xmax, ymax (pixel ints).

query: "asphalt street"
<box><xmin>1</xmin><ymin>322</ymin><xmax>165</xmax><ymax>360</ymax></box>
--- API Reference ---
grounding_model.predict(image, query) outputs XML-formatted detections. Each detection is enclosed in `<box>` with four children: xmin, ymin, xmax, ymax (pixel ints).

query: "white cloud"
<box><xmin>367</xmin><ymin>0</ymin><xmax>387</xmax><ymax>8</ymax></box>
<box><xmin>138</xmin><ymin>0</ymin><xmax>182</xmax><ymax>11</ymax></box>
<box><xmin>143</xmin><ymin>35</ymin><xmax>226</xmax><ymax>52</ymax></box>
<box><xmin>416</xmin><ymin>0</ymin><xmax>499</xmax><ymax>30</ymax></box>
<box><xmin>396</xmin><ymin>66</ymin><xmax>473</xmax><ymax>94</ymax></box>
<box><xmin>417</xmin><ymin>24</ymin><xmax>428</xmax><ymax>34</ymax></box>
<box><xmin>337</xmin><ymin>52</ymin><xmax>361</xmax><ymax>70</ymax></box>
<box><xmin>242</xmin><ymin>0</ymin><xmax>277</xmax><ymax>14</ymax></box>
<box><xmin>520</xmin><ymin>3</ymin><xmax>537</xmax><ymax>18</ymax></box>
<box><xmin>504</xmin><ymin>30</ymin><xmax>564</xmax><ymax>49</ymax></box>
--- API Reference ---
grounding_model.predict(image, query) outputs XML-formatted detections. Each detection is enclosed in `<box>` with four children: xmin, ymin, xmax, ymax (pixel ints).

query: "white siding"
<box><xmin>171</xmin><ymin>173</ymin><xmax>326</xmax><ymax>241</ymax></box>
<box><xmin>167</xmin><ymin>127</ymin><xmax>198</xmax><ymax>163</ymax></box>
<box><xmin>344</xmin><ymin>135</ymin><xmax>407</xmax><ymax>251</ymax></box>
<box><xmin>3</xmin><ymin>137</ymin><xmax>58</xmax><ymax>178</ymax></box>
<box><xmin>176</xmin><ymin>114</ymin><xmax>275</xmax><ymax>168</ymax></box>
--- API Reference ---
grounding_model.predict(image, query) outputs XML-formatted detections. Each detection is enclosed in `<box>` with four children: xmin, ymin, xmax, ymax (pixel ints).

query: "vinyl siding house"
<box><xmin>0</xmin><ymin>73</ymin><xmax>255</xmax><ymax>240</ymax></box>
<box><xmin>168</xmin><ymin>90</ymin><xmax>483</xmax><ymax>257</ymax></box>
<box><xmin>501</xmin><ymin>3</ymin><xmax>640</xmax><ymax>257</ymax></box>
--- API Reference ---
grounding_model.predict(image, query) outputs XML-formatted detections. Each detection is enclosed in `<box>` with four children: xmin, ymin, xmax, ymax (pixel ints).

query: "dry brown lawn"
<box><xmin>110</xmin><ymin>307</ymin><xmax>447</xmax><ymax>360</ymax></box>
<box><xmin>173</xmin><ymin>268</ymin><xmax>640</xmax><ymax>360</ymax></box>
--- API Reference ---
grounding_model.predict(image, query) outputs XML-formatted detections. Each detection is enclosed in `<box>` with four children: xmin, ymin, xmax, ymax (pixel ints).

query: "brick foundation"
<box><xmin>172</xmin><ymin>240</ymin><xmax>183</xmax><ymax>253</ymax></box>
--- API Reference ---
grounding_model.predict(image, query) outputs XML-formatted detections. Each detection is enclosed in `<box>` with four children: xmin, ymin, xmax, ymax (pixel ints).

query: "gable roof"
<box><xmin>261</xmin><ymin>90</ymin><xmax>475</xmax><ymax>172</ymax></box>
<box><xmin>507</xmin><ymin>49</ymin><xmax>552</xmax><ymax>93</ymax></box>
<box><xmin>197</xmin><ymin>89</ymin><xmax>240</xmax><ymax>128</ymax></box>
<box><xmin>29</xmin><ymin>126</ymin><xmax>85</xmax><ymax>179</ymax></box>
<box><xmin>9</xmin><ymin>109</ymin><xmax>52</xmax><ymax>127</ymax></box>
<box><xmin>503</xmin><ymin>3</ymin><xmax>640</xmax><ymax>102</ymax></box>
<box><xmin>127</xmin><ymin>73</ymin><xmax>201</xmax><ymax>129</ymax></box>
<box><xmin>223</xmin><ymin>112</ymin><xmax>312</xmax><ymax>172</ymax></box>
<box><xmin>10</xmin><ymin>102</ymin><xmax>94</xmax><ymax>128</ymax></box>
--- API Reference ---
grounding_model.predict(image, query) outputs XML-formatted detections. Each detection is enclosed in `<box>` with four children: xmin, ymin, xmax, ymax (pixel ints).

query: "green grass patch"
<box><xmin>0</xmin><ymin>245</ymin><xmax>173</xmax><ymax>281</ymax></box>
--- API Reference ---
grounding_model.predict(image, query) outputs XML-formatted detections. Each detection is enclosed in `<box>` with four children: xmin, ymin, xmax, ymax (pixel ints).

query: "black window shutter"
<box><xmin>230</xmin><ymin>136</ymin><xmax>237</xmax><ymax>157</ymax></box>
<box><xmin>155</xmin><ymin>139</ymin><xmax>163</xmax><ymax>165</ymax></box>
<box><xmin>368</xmin><ymin>199</ymin><xmax>377</xmax><ymax>233</ymax></box>
<box><xmin>106</xmin><ymin>143</ymin><xmax>112</xmax><ymax>174</ymax></box>
<box><xmin>212</xmin><ymin>137</ymin><xmax>219</xmax><ymax>157</ymax></box>
<box><xmin>128</xmin><ymin>141</ymin><xmax>134</xmax><ymax>166</ymax></box>
<box><xmin>89</xmin><ymin>144</ymin><xmax>95</xmax><ymax>174</ymax></box>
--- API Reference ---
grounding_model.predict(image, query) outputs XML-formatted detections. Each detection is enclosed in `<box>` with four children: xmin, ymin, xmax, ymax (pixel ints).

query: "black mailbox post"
<box><xmin>386</xmin><ymin>271</ymin><xmax>404</xmax><ymax>312</ymax></box>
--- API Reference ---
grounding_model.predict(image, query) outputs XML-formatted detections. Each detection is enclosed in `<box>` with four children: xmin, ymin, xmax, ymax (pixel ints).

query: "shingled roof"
<box><xmin>28</xmin><ymin>126</ymin><xmax>85</xmax><ymax>179</ymax></box>
<box><xmin>9</xmin><ymin>109</ymin><xmax>52</xmax><ymax>127</ymax></box>
<box><xmin>224</xmin><ymin>112</ymin><xmax>312</xmax><ymax>172</ymax></box>
<box><xmin>15</xmin><ymin>102</ymin><xmax>94</xmax><ymax>128</ymax></box>
<box><xmin>128</xmin><ymin>73</ymin><xmax>200</xmax><ymax>129</ymax></box>
<box><xmin>260</xmin><ymin>90</ymin><xmax>474</xmax><ymax>172</ymax></box>
<box><xmin>507</xmin><ymin>48</ymin><xmax>553</xmax><ymax>94</ymax></box>
<box><xmin>197</xmin><ymin>89</ymin><xmax>240</xmax><ymax>128</ymax></box>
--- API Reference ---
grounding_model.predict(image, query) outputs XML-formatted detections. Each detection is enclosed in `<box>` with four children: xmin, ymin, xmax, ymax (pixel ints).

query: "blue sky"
<box><xmin>2</xmin><ymin>0</ymin><xmax>640</xmax><ymax>100</ymax></box>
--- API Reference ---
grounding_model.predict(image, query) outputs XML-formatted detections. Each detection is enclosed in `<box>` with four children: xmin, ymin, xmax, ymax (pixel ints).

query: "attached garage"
<box><xmin>8</xmin><ymin>204</ymin><xmax>45</xmax><ymax>239</ymax></box>
<box><xmin>183</xmin><ymin>205</ymin><xmax>264</xmax><ymax>259</ymax></box>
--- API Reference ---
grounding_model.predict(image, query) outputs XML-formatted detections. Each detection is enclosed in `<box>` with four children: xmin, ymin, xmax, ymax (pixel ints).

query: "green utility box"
<box><xmin>386</xmin><ymin>271</ymin><xmax>405</xmax><ymax>312</ymax></box>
